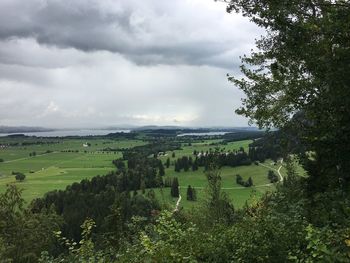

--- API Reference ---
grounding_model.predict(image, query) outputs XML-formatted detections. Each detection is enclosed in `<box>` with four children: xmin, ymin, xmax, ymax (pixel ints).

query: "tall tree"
<box><xmin>225</xmin><ymin>0</ymin><xmax>350</xmax><ymax>191</ymax></box>
<box><xmin>158</xmin><ymin>161</ymin><xmax>165</xmax><ymax>177</ymax></box>
<box><xmin>170</xmin><ymin>177</ymin><xmax>179</xmax><ymax>198</ymax></box>
<box><xmin>186</xmin><ymin>185</ymin><xmax>193</xmax><ymax>201</ymax></box>
<box><xmin>165</xmin><ymin>158</ymin><xmax>170</xmax><ymax>168</ymax></box>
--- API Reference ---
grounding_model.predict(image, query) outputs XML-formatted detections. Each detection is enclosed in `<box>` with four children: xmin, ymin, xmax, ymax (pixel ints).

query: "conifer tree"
<box><xmin>186</xmin><ymin>185</ymin><xmax>193</xmax><ymax>201</ymax></box>
<box><xmin>170</xmin><ymin>177</ymin><xmax>179</xmax><ymax>198</ymax></box>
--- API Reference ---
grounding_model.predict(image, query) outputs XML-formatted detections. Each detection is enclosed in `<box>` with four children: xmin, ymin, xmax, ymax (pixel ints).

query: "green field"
<box><xmin>153</xmin><ymin>162</ymin><xmax>278</xmax><ymax>209</ymax></box>
<box><xmin>0</xmin><ymin>136</ymin><xmax>285</xmax><ymax>208</ymax></box>
<box><xmin>0</xmin><ymin>137</ymin><xmax>146</xmax><ymax>201</ymax></box>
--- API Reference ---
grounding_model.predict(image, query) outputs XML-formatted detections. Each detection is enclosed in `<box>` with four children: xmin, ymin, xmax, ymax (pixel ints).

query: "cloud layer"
<box><xmin>0</xmin><ymin>0</ymin><xmax>262</xmax><ymax>128</ymax></box>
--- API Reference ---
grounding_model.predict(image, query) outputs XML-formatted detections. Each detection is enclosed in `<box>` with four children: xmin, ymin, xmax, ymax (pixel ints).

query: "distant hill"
<box><xmin>0</xmin><ymin>126</ymin><xmax>55</xmax><ymax>134</ymax></box>
<box><xmin>131</xmin><ymin>125</ymin><xmax>261</xmax><ymax>132</ymax></box>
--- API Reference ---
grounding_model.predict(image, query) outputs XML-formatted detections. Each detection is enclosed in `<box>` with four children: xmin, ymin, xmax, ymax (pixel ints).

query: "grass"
<box><xmin>0</xmin><ymin>136</ymin><xmax>288</xmax><ymax>209</ymax></box>
<box><xmin>158</xmin><ymin>163</ymin><xmax>275</xmax><ymax>209</ymax></box>
<box><xmin>0</xmin><ymin>137</ymin><xmax>146</xmax><ymax>201</ymax></box>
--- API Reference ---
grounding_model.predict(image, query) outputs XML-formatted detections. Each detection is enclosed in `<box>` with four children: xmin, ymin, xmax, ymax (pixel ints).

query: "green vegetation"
<box><xmin>0</xmin><ymin>135</ymin><xmax>270</xmax><ymax>206</ymax></box>
<box><xmin>1</xmin><ymin>0</ymin><xmax>349</xmax><ymax>261</ymax></box>
<box><xmin>0</xmin><ymin>137</ymin><xmax>146</xmax><ymax>201</ymax></box>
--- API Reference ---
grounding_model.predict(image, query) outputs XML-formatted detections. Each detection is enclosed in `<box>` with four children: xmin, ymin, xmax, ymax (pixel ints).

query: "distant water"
<box><xmin>0</xmin><ymin>129</ymin><xmax>130</xmax><ymax>137</ymax></box>
<box><xmin>177</xmin><ymin>132</ymin><xmax>229</xmax><ymax>137</ymax></box>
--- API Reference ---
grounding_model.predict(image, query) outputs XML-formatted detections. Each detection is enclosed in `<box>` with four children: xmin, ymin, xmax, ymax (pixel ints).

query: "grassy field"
<box><xmin>154</xmin><ymin>163</ymin><xmax>276</xmax><ymax>209</ymax></box>
<box><xmin>153</xmin><ymin>139</ymin><xmax>281</xmax><ymax>209</ymax></box>
<box><xmin>0</xmin><ymin>137</ymin><xmax>146</xmax><ymax>201</ymax></box>
<box><xmin>0</xmin><ymin>136</ymin><xmax>288</xmax><ymax>209</ymax></box>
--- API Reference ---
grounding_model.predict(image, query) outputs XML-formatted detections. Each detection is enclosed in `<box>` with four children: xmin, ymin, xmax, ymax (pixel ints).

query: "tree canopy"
<box><xmin>225</xmin><ymin>0</ymin><xmax>350</xmax><ymax>191</ymax></box>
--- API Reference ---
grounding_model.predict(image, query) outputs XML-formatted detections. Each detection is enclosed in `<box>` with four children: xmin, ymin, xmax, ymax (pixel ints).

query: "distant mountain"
<box><xmin>131</xmin><ymin>125</ymin><xmax>261</xmax><ymax>132</ymax></box>
<box><xmin>0</xmin><ymin>126</ymin><xmax>55</xmax><ymax>134</ymax></box>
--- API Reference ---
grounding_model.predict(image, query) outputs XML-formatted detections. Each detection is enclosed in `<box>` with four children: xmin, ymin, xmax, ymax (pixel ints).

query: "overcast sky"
<box><xmin>0</xmin><ymin>0</ymin><xmax>263</xmax><ymax>128</ymax></box>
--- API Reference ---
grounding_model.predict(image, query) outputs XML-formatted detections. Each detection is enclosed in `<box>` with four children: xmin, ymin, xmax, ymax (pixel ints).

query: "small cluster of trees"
<box><xmin>236</xmin><ymin>174</ymin><xmax>253</xmax><ymax>187</ymax></box>
<box><xmin>196</xmin><ymin>149</ymin><xmax>252</xmax><ymax>169</ymax></box>
<box><xmin>0</xmin><ymin>158</ymin><xmax>3</xmax><ymax>162</ymax></box>
<box><xmin>29</xmin><ymin>151</ymin><xmax>36</xmax><ymax>157</ymax></box>
<box><xmin>268</xmin><ymin>170</ymin><xmax>279</xmax><ymax>183</ymax></box>
<box><xmin>186</xmin><ymin>185</ymin><xmax>197</xmax><ymax>201</ymax></box>
<box><xmin>174</xmin><ymin>156</ymin><xmax>198</xmax><ymax>172</ymax></box>
<box><xmin>22</xmin><ymin>141</ymin><xmax>59</xmax><ymax>146</ymax></box>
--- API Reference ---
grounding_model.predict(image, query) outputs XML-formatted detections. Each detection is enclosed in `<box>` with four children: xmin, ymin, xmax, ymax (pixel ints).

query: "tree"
<box><xmin>186</xmin><ymin>185</ymin><xmax>193</xmax><ymax>201</ymax></box>
<box><xmin>203</xmin><ymin>166</ymin><xmax>234</xmax><ymax>224</ymax></box>
<box><xmin>165</xmin><ymin>158</ymin><xmax>170</xmax><ymax>168</ymax></box>
<box><xmin>174</xmin><ymin>161</ymin><xmax>180</xmax><ymax>172</ymax></box>
<box><xmin>225</xmin><ymin>0</ymin><xmax>350</xmax><ymax>191</ymax></box>
<box><xmin>15</xmin><ymin>173</ymin><xmax>25</xmax><ymax>182</ymax></box>
<box><xmin>0</xmin><ymin>185</ymin><xmax>61</xmax><ymax>262</ymax></box>
<box><xmin>192</xmin><ymin>187</ymin><xmax>197</xmax><ymax>201</ymax></box>
<box><xmin>236</xmin><ymin>174</ymin><xmax>243</xmax><ymax>185</ymax></box>
<box><xmin>170</xmin><ymin>177</ymin><xmax>179</xmax><ymax>198</ymax></box>
<box><xmin>268</xmin><ymin>170</ymin><xmax>279</xmax><ymax>183</ymax></box>
<box><xmin>159</xmin><ymin>161</ymin><xmax>165</xmax><ymax>177</ymax></box>
<box><xmin>246</xmin><ymin>177</ymin><xmax>253</xmax><ymax>187</ymax></box>
<box><xmin>140</xmin><ymin>179</ymin><xmax>146</xmax><ymax>194</ymax></box>
<box><xmin>156</xmin><ymin>172</ymin><xmax>164</xmax><ymax>187</ymax></box>
<box><xmin>172</xmin><ymin>152</ymin><xmax>175</xmax><ymax>158</ymax></box>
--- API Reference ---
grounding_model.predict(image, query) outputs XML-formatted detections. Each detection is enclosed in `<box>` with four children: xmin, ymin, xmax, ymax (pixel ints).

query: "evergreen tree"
<box><xmin>183</xmin><ymin>156</ymin><xmax>190</xmax><ymax>172</ymax></box>
<box><xmin>246</xmin><ymin>177</ymin><xmax>253</xmax><ymax>187</ymax></box>
<box><xmin>186</xmin><ymin>185</ymin><xmax>193</xmax><ymax>201</ymax></box>
<box><xmin>174</xmin><ymin>161</ymin><xmax>180</xmax><ymax>172</ymax></box>
<box><xmin>170</xmin><ymin>177</ymin><xmax>179</xmax><ymax>198</ymax></box>
<box><xmin>165</xmin><ymin>158</ymin><xmax>170</xmax><ymax>168</ymax></box>
<box><xmin>140</xmin><ymin>179</ymin><xmax>146</xmax><ymax>194</ymax></box>
<box><xmin>156</xmin><ymin>172</ymin><xmax>164</xmax><ymax>187</ymax></box>
<box><xmin>192</xmin><ymin>187</ymin><xmax>197</xmax><ymax>201</ymax></box>
<box><xmin>159</xmin><ymin>161</ymin><xmax>165</xmax><ymax>177</ymax></box>
<box><xmin>236</xmin><ymin>174</ymin><xmax>243</xmax><ymax>185</ymax></box>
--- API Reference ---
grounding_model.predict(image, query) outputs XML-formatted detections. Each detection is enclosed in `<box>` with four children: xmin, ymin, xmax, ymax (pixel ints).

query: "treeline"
<box><xmin>31</xmin><ymin>169</ymin><xmax>161</xmax><ymax>243</ymax></box>
<box><xmin>174</xmin><ymin>148</ymin><xmax>252</xmax><ymax>172</ymax></box>
<box><xmin>248</xmin><ymin>132</ymin><xmax>282</xmax><ymax>162</ymax></box>
<box><xmin>222</xmin><ymin>130</ymin><xmax>264</xmax><ymax>142</ymax></box>
<box><xmin>31</xmin><ymin>142</ymin><xmax>170</xmax><ymax>244</ymax></box>
<box><xmin>122</xmin><ymin>141</ymin><xmax>181</xmax><ymax>160</ymax></box>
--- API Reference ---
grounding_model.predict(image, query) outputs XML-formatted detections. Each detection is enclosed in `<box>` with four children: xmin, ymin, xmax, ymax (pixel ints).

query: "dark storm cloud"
<box><xmin>0</xmin><ymin>0</ymin><xmax>260</xmax><ymax>69</ymax></box>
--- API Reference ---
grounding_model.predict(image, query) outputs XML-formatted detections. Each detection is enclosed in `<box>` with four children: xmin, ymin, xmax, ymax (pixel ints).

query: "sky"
<box><xmin>0</xmin><ymin>0</ymin><xmax>263</xmax><ymax>128</ymax></box>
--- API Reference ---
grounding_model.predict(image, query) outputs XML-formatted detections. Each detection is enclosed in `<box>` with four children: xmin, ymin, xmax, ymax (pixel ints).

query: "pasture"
<box><xmin>0</xmin><ymin>135</ymin><xmax>284</xmax><ymax>208</ymax></box>
<box><xmin>0</xmin><ymin>137</ymin><xmax>145</xmax><ymax>201</ymax></box>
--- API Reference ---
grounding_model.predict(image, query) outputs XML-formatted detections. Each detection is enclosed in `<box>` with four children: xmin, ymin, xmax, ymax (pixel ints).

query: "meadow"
<box><xmin>0</xmin><ymin>137</ymin><xmax>145</xmax><ymax>200</ymax></box>
<box><xmin>0</xmin><ymin>135</ymin><xmax>281</xmax><ymax>208</ymax></box>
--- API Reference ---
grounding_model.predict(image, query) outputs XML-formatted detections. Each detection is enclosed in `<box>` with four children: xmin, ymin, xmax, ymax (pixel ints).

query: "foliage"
<box><xmin>170</xmin><ymin>177</ymin><xmax>179</xmax><ymax>198</ymax></box>
<box><xmin>267</xmin><ymin>170</ymin><xmax>278</xmax><ymax>183</ymax></box>
<box><xmin>118</xmin><ymin>211</ymin><xmax>199</xmax><ymax>262</ymax></box>
<box><xmin>0</xmin><ymin>185</ymin><xmax>61</xmax><ymax>263</ymax></box>
<box><xmin>186</xmin><ymin>185</ymin><xmax>197</xmax><ymax>201</ymax></box>
<box><xmin>236</xmin><ymin>174</ymin><xmax>253</xmax><ymax>187</ymax></box>
<box><xmin>14</xmin><ymin>172</ymin><xmax>26</xmax><ymax>181</ymax></box>
<box><xmin>226</xmin><ymin>0</ymin><xmax>350</xmax><ymax>190</ymax></box>
<box><xmin>200</xmin><ymin>166</ymin><xmax>235</xmax><ymax>225</ymax></box>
